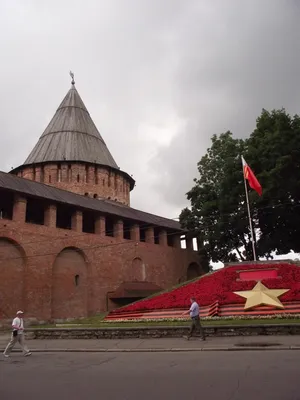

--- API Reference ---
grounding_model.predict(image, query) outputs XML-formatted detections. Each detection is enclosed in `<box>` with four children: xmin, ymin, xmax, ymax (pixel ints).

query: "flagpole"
<box><xmin>241</xmin><ymin>157</ymin><xmax>257</xmax><ymax>261</ymax></box>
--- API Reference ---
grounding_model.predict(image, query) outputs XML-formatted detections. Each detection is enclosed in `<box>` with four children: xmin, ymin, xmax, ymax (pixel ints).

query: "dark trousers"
<box><xmin>189</xmin><ymin>316</ymin><xmax>205</xmax><ymax>339</ymax></box>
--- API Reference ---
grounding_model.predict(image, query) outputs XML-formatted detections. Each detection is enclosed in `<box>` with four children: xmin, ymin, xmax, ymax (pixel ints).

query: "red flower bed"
<box><xmin>111</xmin><ymin>262</ymin><xmax>300</xmax><ymax>314</ymax></box>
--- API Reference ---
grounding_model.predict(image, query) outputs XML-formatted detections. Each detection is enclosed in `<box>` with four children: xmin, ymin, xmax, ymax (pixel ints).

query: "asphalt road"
<box><xmin>0</xmin><ymin>351</ymin><xmax>299</xmax><ymax>400</ymax></box>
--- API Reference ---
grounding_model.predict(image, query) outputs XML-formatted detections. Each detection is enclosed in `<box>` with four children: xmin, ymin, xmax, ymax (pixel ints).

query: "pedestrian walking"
<box><xmin>185</xmin><ymin>297</ymin><xmax>206</xmax><ymax>340</ymax></box>
<box><xmin>3</xmin><ymin>311</ymin><xmax>32</xmax><ymax>358</ymax></box>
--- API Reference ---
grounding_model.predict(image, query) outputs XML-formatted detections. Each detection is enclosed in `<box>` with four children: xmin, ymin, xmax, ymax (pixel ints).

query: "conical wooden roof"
<box><xmin>23</xmin><ymin>83</ymin><xmax>119</xmax><ymax>168</ymax></box>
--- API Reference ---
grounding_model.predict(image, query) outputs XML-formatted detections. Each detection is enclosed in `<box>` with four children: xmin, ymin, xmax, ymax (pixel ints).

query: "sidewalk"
<box><xmin>1</xmin><ymin>333</ymin><xmax>300</xmax><ymax>352</ymax></box>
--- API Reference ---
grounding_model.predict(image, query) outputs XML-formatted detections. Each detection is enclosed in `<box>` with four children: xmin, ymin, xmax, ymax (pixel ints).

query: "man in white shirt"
<box><xmin>186</xmin><ymin>297</ymin><xmax>206</xmax><ymax>340</ymax></box>
<box><xmin>3</xmin><ymin>310</ymin><xmax>32</xmax><ymax>358</ymax></box>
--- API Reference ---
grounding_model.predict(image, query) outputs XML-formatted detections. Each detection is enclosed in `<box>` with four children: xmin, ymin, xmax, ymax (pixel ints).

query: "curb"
<box><xmin>2</xmin><ymin>346</ymin><xmax>300</xmax><ymax>353</ymax></box>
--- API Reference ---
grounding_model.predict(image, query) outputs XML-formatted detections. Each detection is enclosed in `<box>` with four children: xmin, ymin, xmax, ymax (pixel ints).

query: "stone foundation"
<box><xmin>27</xmin><ymin>324</ymin><xmax>300</xmax><ymax>339</ymax></box>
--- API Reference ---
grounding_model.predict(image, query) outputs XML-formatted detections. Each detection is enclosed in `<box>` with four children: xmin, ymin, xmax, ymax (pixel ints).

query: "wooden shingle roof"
<box><xmin>21</xmin><ymin>83</ymin><xmax>119</xmax><ymax>169</ymax></box>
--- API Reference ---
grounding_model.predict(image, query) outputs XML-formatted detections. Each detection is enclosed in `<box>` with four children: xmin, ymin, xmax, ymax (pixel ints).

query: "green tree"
<box><xmin>180</xmin><ymin>109</ymin><xmax>300</xmax><ymax>263</ymax></box>
<box><xmin>180</xmin><ymin>131</ymin><xmax>250</xmax><ymax>263</ymax></box>
<box><xmin>248</xmin><ymin>109</ymin><xmax>300</xmax><ymax>257</ymax></box>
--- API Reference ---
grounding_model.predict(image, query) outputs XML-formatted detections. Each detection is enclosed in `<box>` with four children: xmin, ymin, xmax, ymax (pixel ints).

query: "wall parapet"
<box><xmin>22</xmin><ymin>324</ymin><xmax>300</xmax><ymax>339</ymax></box>
<box><xmin>1</xmin><ymin>191</ymin><xmax>193</xmax><ymax>249</ymax></box>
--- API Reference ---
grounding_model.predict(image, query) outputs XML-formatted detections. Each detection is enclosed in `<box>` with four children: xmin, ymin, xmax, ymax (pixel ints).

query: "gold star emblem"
<box><xmin>234</xmin><ymin>281</ymin><xmax>289</xmax><ymax>310</ymax></box>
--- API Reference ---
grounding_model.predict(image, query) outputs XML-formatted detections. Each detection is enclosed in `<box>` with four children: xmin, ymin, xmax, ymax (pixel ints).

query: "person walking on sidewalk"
<box><xmin>185</xmin><ymin>297</ymin><xmax>206</xmax><ymax>341</ymax></box>
<box><xmin>3</xmin><ymin>311</ymin><xmax>32</xmax><ymax>358</ymax></box>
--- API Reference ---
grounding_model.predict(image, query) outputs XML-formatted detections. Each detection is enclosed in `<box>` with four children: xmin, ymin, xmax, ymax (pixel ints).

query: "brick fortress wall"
<box><xmin>0</xmin><ymin>194</ymin><xmax>201</xmax><ymax>323</ymax></box>
<box><xmin>16</xmin><ymin>162</ymin><xmax>131</xmax><ymax>205</ymax></box>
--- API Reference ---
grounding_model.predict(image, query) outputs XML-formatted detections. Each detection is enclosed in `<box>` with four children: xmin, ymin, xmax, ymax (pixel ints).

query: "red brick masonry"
<box><xmin>0</xmin><ymin>209</ymin><xmax>200</xmax><ymax>322</ymax></box>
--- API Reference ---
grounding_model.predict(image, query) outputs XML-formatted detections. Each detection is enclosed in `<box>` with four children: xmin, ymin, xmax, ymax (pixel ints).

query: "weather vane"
<box><xmin>69</xmin><ymin>71</ymin><xmax>75</xmax><ymax>85</ymax></box>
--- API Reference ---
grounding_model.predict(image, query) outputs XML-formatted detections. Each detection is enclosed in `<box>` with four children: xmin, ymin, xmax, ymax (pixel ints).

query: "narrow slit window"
<box><xmin>57</xmin><ymin>166</ymin><xmax>62</xmax><ymax>182</ymax></box>
<box><xmin>85</xmin><ymin>165</ymin><xmax>89</xmax><ymax>183</ymax></box>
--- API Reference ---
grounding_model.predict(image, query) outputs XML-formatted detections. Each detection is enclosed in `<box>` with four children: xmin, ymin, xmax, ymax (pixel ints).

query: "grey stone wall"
<box><xmin>27</xmin><ymin>324</ymin><xmax>300</xmax><ymax>339</ymax></box>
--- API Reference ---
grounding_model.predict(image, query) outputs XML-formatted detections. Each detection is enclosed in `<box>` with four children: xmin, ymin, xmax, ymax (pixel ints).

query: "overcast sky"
<box><xmin>1</xmin><ymin>0</ymin><xmax>300</xmax><ymax>222</ymax></box>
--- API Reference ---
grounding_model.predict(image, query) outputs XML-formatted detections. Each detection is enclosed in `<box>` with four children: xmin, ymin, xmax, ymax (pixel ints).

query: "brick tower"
<box><xmin>11</xmin><ymin>74</ymin><xmax>134</xmax><ymax>205</ymax></box>
<box><xmin>0</xmin><ymin>74</ymin><xmax>201</xmax><ymax>322</ymax></box>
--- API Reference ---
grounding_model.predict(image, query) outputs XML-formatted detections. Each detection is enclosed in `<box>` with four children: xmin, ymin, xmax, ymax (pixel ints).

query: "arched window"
<box><xmin>77</xmin><ymin>174</ymin><xmax>80</xmax><ymax>183</ymax></box>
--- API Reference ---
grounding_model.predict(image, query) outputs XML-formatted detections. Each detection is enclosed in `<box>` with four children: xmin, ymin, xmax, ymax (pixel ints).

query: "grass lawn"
<box><xmin>31</xmin><ymin>314</ymin><xmax>300</xmax><ymax>329</ymax></box>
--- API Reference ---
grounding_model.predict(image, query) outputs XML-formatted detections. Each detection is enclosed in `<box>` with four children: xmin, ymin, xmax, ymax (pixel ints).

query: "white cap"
<box><xmin>16</xmin><ymin>310</ymin><xmax>24</xmax><ymax>315</ymax></box>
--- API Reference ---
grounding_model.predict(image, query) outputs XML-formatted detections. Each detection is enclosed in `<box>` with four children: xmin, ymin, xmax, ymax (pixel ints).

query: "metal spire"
<box><xmin>69</xmin><ymin>71</ymin><xmax>75</xmax><ymax>85</ymax></box>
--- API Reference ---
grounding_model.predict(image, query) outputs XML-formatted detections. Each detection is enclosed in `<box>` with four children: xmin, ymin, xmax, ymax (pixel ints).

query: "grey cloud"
<box><xmin>150</xmin><ymin>0</ymin><xmax>300</xmax><ymax>209</ymax></box>
<box><xmin>0</xmin><ymin>0</ymin><xmax>300</xmax><ymax>220</ymax></box>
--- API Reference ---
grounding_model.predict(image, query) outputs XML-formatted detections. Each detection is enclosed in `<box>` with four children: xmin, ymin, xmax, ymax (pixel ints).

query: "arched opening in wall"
<box><xmin>49</xmin><ymin>175</ymin><xmax>52</xmax><ymax>183</ymax></box>
<box><xmin>132</xmin><ymin>257</ymin><xmax>146</xmax><ymax>281</ymax></box>
<box><xmin>187</xmin><ymin>262</ymin><xmax>201</xmax><ymax>281</ymax></box>
<box><xmin>77</xmin><ymin>174</ymin><xmax>80</xmax><ymax>183</ymax></box>
<box><xmin>0</xmin><ymin>238</ymin><xmax>25</xmax><ymax>318</ymax></box>
<box><xmin>93</xmin><ymin>194</ymin><xmax>97</xmax><ymax>199</ymax></box>
<box><xmin>52</xmin><ymin>247</ymin><xmax>89</xmax><ymax>320</ymax></box>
